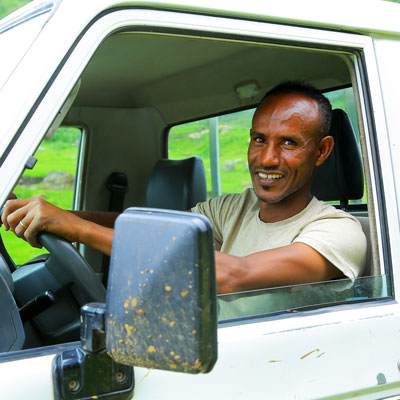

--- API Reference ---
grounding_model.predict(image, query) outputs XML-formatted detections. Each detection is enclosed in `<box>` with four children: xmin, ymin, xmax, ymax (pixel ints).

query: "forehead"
<box><xmin>252</xmin><ymin>93</ymin><xmax>320</xmax><ymax>137</ymax></box>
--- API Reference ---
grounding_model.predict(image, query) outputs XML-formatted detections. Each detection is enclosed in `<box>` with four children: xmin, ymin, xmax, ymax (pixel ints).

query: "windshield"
<box><xmin>0</xmin><ymin>0</ymin><xmax>59</xmax><ymax>91</ymax></box>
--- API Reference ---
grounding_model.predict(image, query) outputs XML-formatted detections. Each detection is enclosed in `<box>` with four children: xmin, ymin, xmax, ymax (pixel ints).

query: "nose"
<box><xmin>260</xmin><ymin>142</ymin><xmax>280</xmax><ymax>167</ymax></box>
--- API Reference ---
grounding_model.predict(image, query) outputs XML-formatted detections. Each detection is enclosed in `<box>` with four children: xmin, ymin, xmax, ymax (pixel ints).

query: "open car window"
<box><xmin>169</xmin><ymin>84</ymin><xmax>387</xmax><ymax>322</ymax></box>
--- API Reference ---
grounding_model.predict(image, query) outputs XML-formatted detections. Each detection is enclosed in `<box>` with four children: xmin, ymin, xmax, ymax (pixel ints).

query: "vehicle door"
<box><xmin>1</xmin><ymin>2</ymin><xmax>400</xmax><ymax>399</ymax></box>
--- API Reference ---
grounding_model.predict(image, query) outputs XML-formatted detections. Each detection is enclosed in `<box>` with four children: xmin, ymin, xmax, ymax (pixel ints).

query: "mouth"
<box><xmin>254</xmin><ymin>170</ymin><xmax>285</xmax><ymax>187</ymax></box>
<box><xmin>257</xmin><ymin>172</ymin><xmax>283</xmax><ymax>180</ymax></box>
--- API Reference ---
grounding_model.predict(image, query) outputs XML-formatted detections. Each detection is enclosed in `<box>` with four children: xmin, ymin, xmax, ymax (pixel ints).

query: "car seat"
<box><xmin>146</xmin><ymin>156</ymin><xmax>207</xmax><ymax>211</ymax></box>
<box><xmin>310</xmin><ymin>108</ymin><xmax>374</xmax><ymax>276</ymax></box>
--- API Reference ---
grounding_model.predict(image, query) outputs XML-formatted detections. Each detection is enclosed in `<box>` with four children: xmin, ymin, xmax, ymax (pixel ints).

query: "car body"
<box><xmin>1</xmin><ymin>0</ymin><xmax>400</xmax><ymax>399</ymax></box>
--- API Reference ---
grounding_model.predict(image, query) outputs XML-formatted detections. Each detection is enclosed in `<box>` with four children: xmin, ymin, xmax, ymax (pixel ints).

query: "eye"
<box><xmin>282</xmin><ymin>138</ymin><xmax>296</xmax><ymax>146</ymax></box>
<box><xmin>251</xmin><ymin>135</ymin><xmax>264</xmax><ymax>144</ymax></box>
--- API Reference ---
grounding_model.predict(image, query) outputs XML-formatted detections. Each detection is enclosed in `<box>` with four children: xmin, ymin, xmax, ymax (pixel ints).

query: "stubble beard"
<box><xmin>254</xmin><ymin>184</ymin><xmax>296</xmax><ymax>205</ymax></box>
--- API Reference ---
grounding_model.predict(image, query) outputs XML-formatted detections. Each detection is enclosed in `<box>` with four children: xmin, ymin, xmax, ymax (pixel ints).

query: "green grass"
<box><xmin>2</xmin><ymin>128</ymin><xmax>80</xmax><ymax>265</ymax></box>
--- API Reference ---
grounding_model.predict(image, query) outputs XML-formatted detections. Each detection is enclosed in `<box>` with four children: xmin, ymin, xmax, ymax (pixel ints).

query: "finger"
<box><xmin>13</xmin><ymin>216</ymin><xmax>34</xmax><ymax>240</ymax></box>
<box><xmin>2</xmin><ymin>198</ymin><xmax>33</xmax><ymax>230</ymax></box>
<box><xmin>23</xmin><ymin>218</ymin><xmax>43</xmax><ymax>248</ymax></box>
<box><xmin>5</xmin><ymin>205</ymin><xmax>31</xmax><ymax>233</ymax></box>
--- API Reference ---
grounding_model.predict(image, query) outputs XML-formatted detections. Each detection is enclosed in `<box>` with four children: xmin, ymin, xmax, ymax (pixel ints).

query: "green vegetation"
<box><xmin>2</xmin><ymin>128</ymin><xmax>81</xmax><ymax>265</ymax></box>
<box><xmin>0</xmin><ymin>0</ymin><xmax>32</xmax><ymax>20</ymax></box>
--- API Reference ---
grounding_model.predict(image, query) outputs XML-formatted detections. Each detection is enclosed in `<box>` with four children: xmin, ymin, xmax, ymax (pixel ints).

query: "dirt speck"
<box><xmin>124</xmin><ymin>324</ymin><xmax>133</xmax><ymax>334</ymax></box>
<box><xmin>300</xmin><ymin>349</ymin><xmax>320</xmax><ymax>360</ymax></box>
<box><xmin>194</xmin><ymin>359</ymin><xmax>202</xmax><ymax>370</ymax></box>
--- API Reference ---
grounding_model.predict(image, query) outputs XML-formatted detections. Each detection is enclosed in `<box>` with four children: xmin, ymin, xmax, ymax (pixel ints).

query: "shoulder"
<box><xmin>298</xmin><ymin>198</ymin><xmax>367</xmax><ymax>254</ymax></box>
<box><xmin>306</xmin><ymin>197</ymin><xmax>361</xmax><ymax>224</ymax></box>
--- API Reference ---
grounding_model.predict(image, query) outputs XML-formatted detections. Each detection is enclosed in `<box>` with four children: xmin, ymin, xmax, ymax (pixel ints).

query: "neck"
<box><xmin>258</xmin><ymin>191</ymin><xmax>313</xmax><ymax>223</ymax></box>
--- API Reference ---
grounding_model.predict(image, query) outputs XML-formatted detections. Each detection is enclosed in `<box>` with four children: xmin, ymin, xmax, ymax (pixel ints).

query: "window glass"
<box><xmin>2</xmin><ymin>126</ymin><xmax>82</xmax><ymax>265</ymax></box>
<box><xmin>218</xmin><ymin>275</ymin><xmax>391</xmax><ymax>321</ymax></box>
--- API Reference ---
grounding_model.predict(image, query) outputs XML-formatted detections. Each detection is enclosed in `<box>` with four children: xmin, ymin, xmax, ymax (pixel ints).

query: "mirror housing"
<box><xmin>106</xmin><ymin>208</ymin><xmax>217</xmax><ymax>373</ymax></box>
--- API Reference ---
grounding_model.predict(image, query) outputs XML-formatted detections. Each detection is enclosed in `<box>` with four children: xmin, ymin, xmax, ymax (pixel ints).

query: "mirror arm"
<box><xmin>52</xmin><ymin>303</ymin><xmax>134</xmax><ymax>400</ymax></box>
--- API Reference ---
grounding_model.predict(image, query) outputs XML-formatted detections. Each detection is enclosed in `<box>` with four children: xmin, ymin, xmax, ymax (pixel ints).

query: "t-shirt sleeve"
<box><xmin>292</xmin><ymin>215</ymin><xmax>367</xmax><ymax>279</ymax></box>
<box><xmin>191</xmin><ymin>197</ymin><xmax>224</xmax><ymax>250</ymax></box>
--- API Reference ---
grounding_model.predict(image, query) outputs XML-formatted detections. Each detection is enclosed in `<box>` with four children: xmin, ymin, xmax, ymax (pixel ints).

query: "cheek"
<box><xmin>283</xmin><ymin>148</ymin><xmax>316</xmax><ymax>164</ymax></box>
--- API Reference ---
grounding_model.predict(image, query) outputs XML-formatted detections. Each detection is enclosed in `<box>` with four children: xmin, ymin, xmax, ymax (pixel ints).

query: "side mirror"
<box><xmin>106</xmin><ymin>208</ymin><xmax>217</xmax><ymax>373</ymax></box>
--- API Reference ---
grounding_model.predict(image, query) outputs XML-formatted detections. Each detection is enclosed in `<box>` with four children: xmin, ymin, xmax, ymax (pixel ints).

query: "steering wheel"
<box><xmin>37</xmin><ymin>232</ymin><xmax>106</xmax><ymax>303</ymax></box>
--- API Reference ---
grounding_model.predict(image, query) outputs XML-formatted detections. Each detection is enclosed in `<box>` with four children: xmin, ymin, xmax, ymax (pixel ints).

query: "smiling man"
<box><xmin>2</xmin><ymin>82</ymin><xmax>366</xmax><ymax>295</ymax></box>
<box><xmin>192</xmin><ymin>82</ymin><xmax>366</xmax><ymax>293</ymax></box>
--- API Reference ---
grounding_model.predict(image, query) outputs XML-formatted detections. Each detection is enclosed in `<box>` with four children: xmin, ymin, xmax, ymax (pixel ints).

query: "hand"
<box><xmin>1</xmin><ymin>197</ymin><xmax>85</xmax><ymax>248</ymax></box>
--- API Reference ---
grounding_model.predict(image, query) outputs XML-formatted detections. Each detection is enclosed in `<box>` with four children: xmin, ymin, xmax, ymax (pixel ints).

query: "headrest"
<box><xmin>146</xmin><ymin>156</ymin><xmax>207</xmax><ymax>211</ymax></box>
<box><xmin>311</xmin><ymin>109</ymin><xmax>364</xmax><ymax>205</ymax></box>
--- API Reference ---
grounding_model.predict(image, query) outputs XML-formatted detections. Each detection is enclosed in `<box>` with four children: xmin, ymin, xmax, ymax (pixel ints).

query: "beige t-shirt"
<box><xmin>192</xmin><ymin>188</ymin><xmax>366</xmax><ymax>279</ymax></box>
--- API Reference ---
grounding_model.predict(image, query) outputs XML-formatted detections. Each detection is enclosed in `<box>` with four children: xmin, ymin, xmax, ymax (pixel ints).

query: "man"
<box><xmin>1</xmin><ymin>82</ymin><xmax>366</xmax><ymax>295</ymax></box>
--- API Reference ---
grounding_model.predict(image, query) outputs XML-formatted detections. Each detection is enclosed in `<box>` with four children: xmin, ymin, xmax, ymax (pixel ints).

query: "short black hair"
<box><xmin>259</xmin><ymin>81</ymin><xmax>332</xmax><ymax>140</ymax></box>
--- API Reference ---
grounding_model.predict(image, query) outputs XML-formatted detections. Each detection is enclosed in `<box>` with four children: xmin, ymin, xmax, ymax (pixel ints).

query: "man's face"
<box><xmin>248</xmin><ymin>92</ymin><xmax>323</xmax><ymax>205</ymax></box>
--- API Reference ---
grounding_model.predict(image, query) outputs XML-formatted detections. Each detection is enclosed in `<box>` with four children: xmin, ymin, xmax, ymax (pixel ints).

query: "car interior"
<box><xmin>0</xmin><ymin>28</ymin><xmax>385</xmax><ymax>352</ymax></box>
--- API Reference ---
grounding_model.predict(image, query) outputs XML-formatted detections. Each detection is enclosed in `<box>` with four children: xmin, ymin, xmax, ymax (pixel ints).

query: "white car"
<box><xmin>1</xmin><ymin>0</ymin><xmax>400</xmax><ymax>399</ymax></box>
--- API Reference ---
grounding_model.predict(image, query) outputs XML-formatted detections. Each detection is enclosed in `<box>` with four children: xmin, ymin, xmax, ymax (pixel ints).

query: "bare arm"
<box><xmin>71</xmin><ymin>210</ymin><xmax>119</xmax><ymax>228</ymax></box>
<box><xmin>215</xmin><ymin>243</ymin><xmax>343</xmax><ymax>294</ymax></box>
<box><xmin>2</xmin><ymin>199</ymin><xmax>342</xmax><ymax>292</ymax></box>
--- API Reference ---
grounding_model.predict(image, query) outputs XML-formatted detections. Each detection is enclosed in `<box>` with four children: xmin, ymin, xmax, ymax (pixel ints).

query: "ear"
<box><xmin>315</xmin><ymin>136</ymin><xmax>334</xmax><ymax>167</ymax></box>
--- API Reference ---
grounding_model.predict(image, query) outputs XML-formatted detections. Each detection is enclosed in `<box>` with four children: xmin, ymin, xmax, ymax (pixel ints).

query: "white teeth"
<box><xmin>258</xmin><ymin>172</ymin><xmax>282</xmax><ymax>179</ymax></box>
